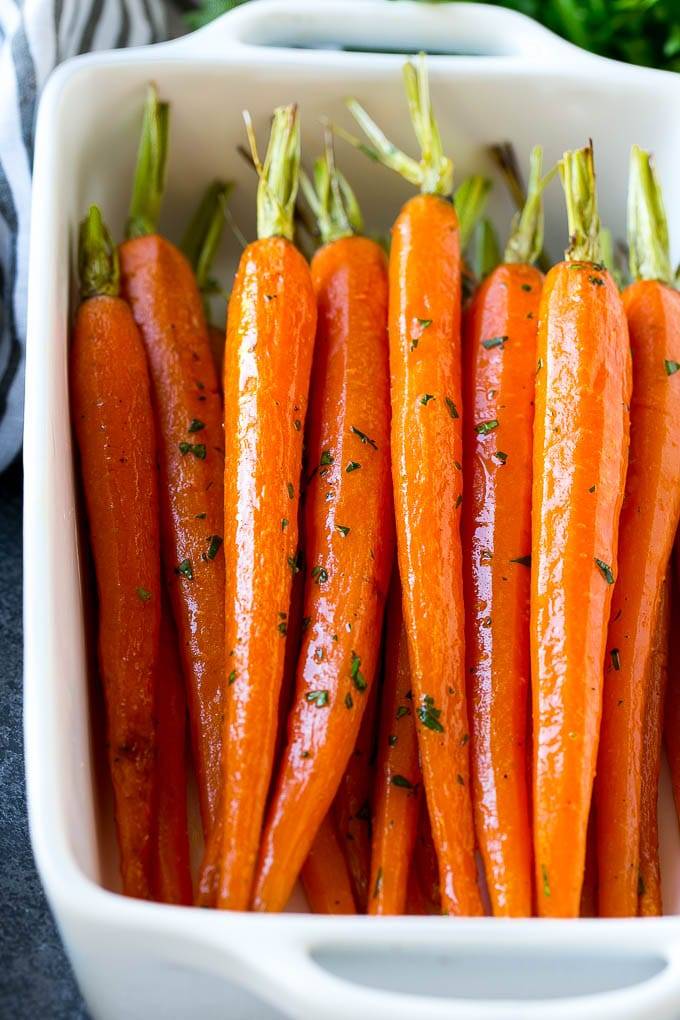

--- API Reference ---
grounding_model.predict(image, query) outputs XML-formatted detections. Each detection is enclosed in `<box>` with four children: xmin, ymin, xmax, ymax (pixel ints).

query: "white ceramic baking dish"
<box><xmin>23</xmin><ymin>2</ymin><xmax>680</xmax><ymax>1017</ymax></box>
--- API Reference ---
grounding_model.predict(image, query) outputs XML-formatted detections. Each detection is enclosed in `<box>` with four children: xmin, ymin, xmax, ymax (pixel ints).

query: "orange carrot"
<box><xmin>638</xmin><ymin>573</ymin><xmax>671</xmax><ymax>916</ymax></box>
<box><xmin>215</xmin><ymin>106</ymin><xmax>317</xmax><ymax>911</ymax></box>
<box><xmin>301</xmin><ymin>814</ymin><xmax>357</xmax><ymax>915</ymax></box>
<box><xmin>532</xmin><ymin>143</ymin><xmax>631</xmax><ymax>917</ymax></box>
<box><xmin>344</xmin><ymin>55</ymin><xmax>482</xmax><ymax>915</ymax></box>
<box><xmin>597</xmin><ymin>147</ymin><xmax>680</xmax><ymax>917</ymax></box>
<box><xmin>664</xmin><ymin>557</ymin><xmax>680</xmax><ymax>823</ymax></box>
<box><xmin>153</xmin><ymin>590</ymin><xmax>192</xmax><ymax>905</ymax></box>
<box><xmin>118</xmin><ymin>89</ymin><xmax>225</xmax><ymax>835</ymax></box>
<box><xmin>251</xmin><ymin>143</ymin><xmax>392</xmax><ymax>913</ymax></box>
<box><xmin>580</xmin><ymin>806</ymin><xmax>598</xmax><ymax>918</ymax></box>
<box><xmin>462</xmin><ymin>147</ymin><xmax>550</xmax><ymax>917</ymax></box>
<box><xmin>71</xmin><ymin>206</ymin><xmax>160</xmax><ymax>899</ymax></box>
<box><xmin>412</xmin><ymin>804</ymin><xmax>441</xmax><ymax>914</ymax></box>
<box><xmin>369</xmin><ymin>570</ymin><xmax>421</xmax><ymax>915</ymax></box>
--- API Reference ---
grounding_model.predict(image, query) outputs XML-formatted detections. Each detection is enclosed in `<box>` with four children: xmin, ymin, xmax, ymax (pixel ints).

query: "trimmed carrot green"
<box><xmin>369</xmin><ymin>570</ymin><xmax>421</xmax><ymax>915</ymax></box>
<box><xmin>532</xmin><ymin>143</ymin><xmax>631</xmax><ymax>917</ymax></box>
<box><xmin>71</xmin><ymin>206</ymin><xmax>160</xmax><ymax>899</ymax></box>
<box><xmin>251</xmin><ymin>143</ymin><xmax>392</xmax><ymax>913</ymax></box>
<box><xmin>345</xmin><ymin>54</ymin><xmax>482</xmax><ymax>915</ymax></box>
<box><xmin>119</xmin><ymin>88</ymin><xmax>225</xmax><ymax>836</ymax></box>
<box><xmin>597</xmin><ymin>146</ymin><xmax>680</xmax><ymax>917</ymax></box>
<box><xmin>301</xmin><ymin>814</ymin><xmax>357</xmax><ymax>914</ymax></box>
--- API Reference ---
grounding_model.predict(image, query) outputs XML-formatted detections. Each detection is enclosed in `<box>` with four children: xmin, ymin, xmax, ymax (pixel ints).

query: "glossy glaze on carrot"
<box><xmin>71</xmin><ymin>207</ymin><xmax>160</xmax><ymax>899</ymax></box>
<box><xmin>301</xmin><ymin>814</ymin><xmax>357</xmax><ymax>914</ymax></box>
<box><xmin>638</xmin><ymin>574</ymin><xmax>670</xmax><ymax>917</ymax></box>
<box><xmin>532</xmin><ymin>145</ymin><xmax>631</xmax><ymax>918</ymax></box>
<box><xmin>252</xmin><ymin>206</ymin><xmax>392</xmax><ymax>912</ymax></box>
<box><xmin>119</xmin><ymin>90</ymin><xmax>224</xmax><ymax>834</ymax></box>
<box><xmin>664</xmin><ymin>562</ymin><xmax>680</xmax><ymax>826</ymax></box>
<box><xmin>369</xmin><ymin>571</ymin><xmax>421</xmax><ymax>915</ymax></box>
<box><xmin>597</xmin><ymin>149</ymin><xmax>680</xmax><ymax>917</ymax></box>
<box><xmin>462</xmin><ymin>214</ymin><xmax>542</xmax><ymax>915</ymax></box>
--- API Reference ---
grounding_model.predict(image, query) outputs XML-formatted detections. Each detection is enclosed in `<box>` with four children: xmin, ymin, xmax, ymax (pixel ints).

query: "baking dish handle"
<box><xmin>203</xmin><ymin>927</ymin><xmax>680</xmax><ymax>1020</ymax></box>
<box><xmin>167</xmin><ymin>0</ymin><xmax>600</xmax><ymax>68</ymax></box>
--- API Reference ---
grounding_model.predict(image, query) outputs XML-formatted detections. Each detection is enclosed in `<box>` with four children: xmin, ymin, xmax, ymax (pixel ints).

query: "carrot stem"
<box><xmin>469</xmin><ymin>217</ymin><xmax>501</xmax><ymax>282</ymax></box>
<box><xmin>300</xmin><ymin>129</ymin><xmax>363</xmax><ymax>246</ymax></box>
<box><xmin>504</xmin><ymin>146</ymin><xmax>552</xmax><ymax>266</ymax></box>
<box><xmin>126</xmin><ymin>85</ymin><xmax>170</xmax><ymax>241</ymax></box>
<box><xmin>78</xmin><ymin>205</ymin><xmax>120</xmax><ymax>300</ymax></box>
<box><xmin>181</xmin><ymin>180</ymin><xmax>233</xmax><ymax>293</ymax></box>
<box><xmin>243</xmin><ymin>104</ymin><xmax>300</xmax><ymax>241</ymax></box>
<box><xmin>454</xmin><ymin>175</ymin><xmax>492</xmax><ymax>251</ymax></box>
<box><xmin>345</xmin><ymin>53</ymin><xmax>453</xmax><ymax>197</ymax></box>
<box><xmin>560</xmin><ymin>142</ymin><xmax>602</xmax><ymax>263</ymax></box>
<box><xmin>627</xmin><ymin>146</ymin><xmax>673</xmax><ymax>286</ymax></box>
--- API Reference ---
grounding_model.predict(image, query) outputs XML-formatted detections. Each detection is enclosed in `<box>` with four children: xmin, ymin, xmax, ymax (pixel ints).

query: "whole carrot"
<box><xmin>301</xmin><ymin>814</ymin><xmax>357</xmax><ymax>915</ymax></box>
<box><xmin>153</xmin><ymin>589</ymin><xmax>192</xmax><ymax>905</ymax></box>
<box><xmin>462</xmin><ymin>147</ymin><xmax>550</xmax><ymax>917</ymax></box>
<box><xmin>597</xmin><ymin>147</ymin><xmax>680</xmax><ymax>917</ymax></box>
<box><xmin>369</xmin><ymin>570</ymin><xmax>421</xmax><ymax>916</ymax></box>
<box><xmin>532</xmin><ymin>143</ymin><xmax>631</xmax><ymax>918</ymax></box>
<box><xmin>252</xmin><ymin>143</ymin><xmax>392</xmax><ymax>913</ymax></box>
<box><xmin>71</xmin><ymin>206</ymin><xmax>160</xmax><ymax>899</ymax></box>
<box><xmin>119</xmin><ymin>88</ymin><xmax>225</xmax><ymax>835</ymax></box>
<box><xmin>345</xmin><ymin>55</ymin><xmax>482</xmax><ymax>915</ymax></box>
<box><xmin>216</xmin><ymin>106</ymin><xmax>317</xmax><ymax>912</ymax></box>
<box><xmin>638</xmin><ymin>573</ymin><xmax>671</xmax><ymax>916</ymax></box>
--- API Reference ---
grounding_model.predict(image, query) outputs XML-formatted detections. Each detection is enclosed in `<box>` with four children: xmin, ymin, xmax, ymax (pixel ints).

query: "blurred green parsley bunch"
<box><xmin>186</xmin><ymin>0</ymin><xmax>680</xmax><ymax>72</ymax></box>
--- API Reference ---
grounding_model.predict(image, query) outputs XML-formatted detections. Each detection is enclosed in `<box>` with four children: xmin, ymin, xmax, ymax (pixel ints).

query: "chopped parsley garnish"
<box><xmin>396</xmin><ymin>706</ymin><xmax>410</xmax><ymax>720</ymax></box>
<box><xmin>588</xmin><ymin>485</ymin><xmax>596</xmax><ymax>493</ymax></box>
<box><xmin>195</xmin><ymin>512</ymin><xmax>207</xmax><ymax>520</ymax></box>
<box><xmin>320</xmin><ymin>450</ymin><xmax>333</xmax><ymax>466</ymax></box>
<box><xmin>336</xmin><ymin>524</ymin><xmax>350</xmax><ymax>537</ymax></box>
<box><xmin>494</xmin><ymin>451</ymin><xmax>508</xmax><ymax>465</ymax></box>
<box><xmin>281</xmin><ymin>518</ymin><xmax>289</xmax><ymax>531</ymax></box>
<box><xmin>311</xmin><ymin>565</ymin><xmax>328</xmax><ymax>584</ymax></box>
<box><xmin>664</xmin><ymin>360</ymin><xmax>680</xmax><ymax>376</ymax></box>
<box><xmin>420</xmin><ymin>393</ymin><xmax>435</xmax><ymax>406</ymax></box>
<box><xmin>228</xmin><ymin>670</ymin><xmax>236</xmax><ymax>685</ymax></box>
<box><xmin>475</xmin><ymin>419</ymin><xmax>499</xmax><ymax>435</ymax></box>
<box><xmin>345</xmin><ymin>692</ymin><xmax>354</xmax><ymax>710</ymax></box>
<box><xmin>287</xmin><ymin>552</ymin><xmax>302</xmax><ymax>575</ymax></box>
<box><xmin>611</xmin><ymin>648</ymin><xmax>621</xmax><ymax>671</ymax></box>
<box><xmin>306</xmin><ymin>690</ymin><xmax>329</xmax><ymax>708</ymax></box>
<box><xmin>391</xmin><ymin>774</ymin><xmax>416</xmax><ymax>791</ymax></box>
<box><xmin>287</xmin><ymin>482</ymin><xmax>295</xmax><ymax>500</ymax></box>
<box><xmin>294</xmin><ymin>418</ymin><xmax>302</xmax><ymax>431</ymax></box>
<box><xmin>542</xmin><ymin>864</ymin><xmax>551</xmax><ymax>897</ymax></box>
<box><xmin>445</xmin><ymin>397</ymin><xmax>459</xmax><ymax>420</ymax></box>
<box><xmin>346</xmin><ymin>461</ymin><xmax>361</xmax><ymax>473</ymax></box>
<box><xmin>179</xmin><ymin>441</ymin><xmax>206</xmax><ymax>459</ymax></box>
<box><xmin>206</xmin><ymin>535</ymin><xmax>222</xmax><ymax>560</ymax></box>
<box><xmin>188</xmin><ymin>419</ymin><xmax>205</xmax><ymax>433</ymax></box>
<box><xmin>456</xmin><ymin>774</ymin><xmax>465</xmax><ymax>786</ymax></box>
<box><xmin>417</xmin><ymin>317</ymin><xmax>433</xmax><ymax>329</ymax></box>
<box><xmin>418</xmin><ymin>694</ymin><xmax>444</xmax><ymax>733</ymax></box>
<box><xmin>136</xmin><ymin>587</ymin><xmax>152</xmax><ymax>602</ymax></box>
<box><xmin>350</xmin><ymin>651</ymin><xmax>367</xmax><ymax>691</ymax></box>
<box><xmin>372</xmin><ymin>866</ymin><xmax>383</xmax><ymax>899</ymax></box>
<box><xmin>595</xmin><ymin>558</ymin><xmax>615</xmax><ymax>584</ymax></box>
<box><xmin>482</xmin><ymin>335</ymin><xmax>508</xmax><ymax>350</ymax></box>
<box><xmin>277</xmin><ymin>621</ymin><xmax>287</xmax><ymax>636</ymax></box>
<box><xmin>521</xmin><ymin>283</ymin><xmax>532</xmax><ymax>292</ymax></box>
<box><xmin>588</xmin><ymin>275</ymin><xmax>604</xmax><ymax>286</ymax></box>
<box><xmin>175</xmin><ymin>559</ymin><xmax>193</xmax><ymax>580</ymax></box>
<box><xmin>350</xmin><ymin>425</ymin><xmax>377</xmax><ymax>450</ymax></box>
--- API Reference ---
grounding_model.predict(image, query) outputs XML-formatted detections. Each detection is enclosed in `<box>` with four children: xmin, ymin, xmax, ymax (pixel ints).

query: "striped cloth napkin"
<box><xmin>0</xmin><ymin>0</ymin><xmax>192</xmax><ymax>473</ymax></box>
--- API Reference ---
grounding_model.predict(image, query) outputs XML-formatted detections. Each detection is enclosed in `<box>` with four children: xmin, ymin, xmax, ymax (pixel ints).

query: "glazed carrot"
<box><xmin>597</xmin><ymin>147</ymin><xmax>680</xmax><ymax>917</ymax></box>
<box><xmin>71</xmin><ymin>207</ymin><xmax>160</xmax><ymax>899</ymax></box>
<box><xmin>301</xmin><ymin>814</ymin><xmax>357</xmax><ymax>915</ymax></box>
<box><xmin>369</xmin><ymin>571</ymin><xmax>421</xmax><ymax>915</ymax></box>
<box><xmin>213</xmin><ymin>106</ymin><xmax>317</xmax><ymax>912</ymax></box>
<box><xmin>462</xmin><ymin>147</ymin><xmax>550</xmax><ymax>917</ymax></box>
<box><xmin>118</xmin><ymin>88</ymin><xmax>225</xmax><ymax>835</ymax></box>
<box><xmin>580</xmin><ymin>807</ymin><xmax>598</xmax><ymax>917</ymax></box>
<box><xmin>405</xmin><ymin>868</ymin><xmax>428</xmax><ymax>915</ymax></box>
<box><xmin>345</xmin><ymin>55</ymin><xmax>482</xmax><ymax>915</ymax></box>
<box><xmin>413</xmin><ymin>804</ymin><xmax>441</xmax><ymax>914</ymax></box>
<box><xmin>153</xmin><ymin>589</ymin><xmax>192</xmax><ymax>905</ymax></box>
<box><xmin>251</xmin><ymin>143</ymin><xmax>392</xmax><ymax>913</ymax></box>
<box><xmin>532</xmin><ymin>144</ymin><xmax>631</xmax><ymax>918</ymax></box>
<box><xmin>181</xmin><ymin>180</ymin><xmax>233</xmax><ymax>379</ymax></box>
<box><xmin>638</xmin><ymin>573</ymin><xmax>671</xmax><ymax>916</ymax></box>
<box><xmin>333</xmin><ymin>673</ymin><xmax>379</xmax><ymax>911</ymax></box>
<box><xmin>664</xmin><ymin>561</ymin><xmax>680</xmax><ymax>822</ymax></box>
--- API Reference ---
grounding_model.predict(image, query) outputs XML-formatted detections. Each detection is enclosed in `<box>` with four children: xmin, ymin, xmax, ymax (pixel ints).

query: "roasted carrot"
<box><xmin>71</xmin><ymin>206</ymin><xmax>160</xmax><ymax>899</ymax></box>
<box><xmin>181</xmin><ymin>180</ymin><xmax>233</xmax><ymax>379</ymax></box>
<box><xmin>532</xmin><ymin>144</ymin><xmax>631</xmax><ymax>918</ymax></box>
<box><xmin>638</xmin><ymin>573</ymin><xmax>671</xmax><ymax>916</ymax></box>
<box><xmin>153</xmin><ymin>589</ymin><xmax>192</xmax><ymax>905</ymax></box>
<box><xmin>344</xmin><ymin>55</ymin><xmax>482</xmax><ymax>915</ymax></box>
<box><xmin>301</xmin><ymin>814</ymin><xmax>357</xmax><ymax>915</ymax></box>
<box><xmin>664</xmin><ymin>559</ymin><xmax>680</xmax><ymax>823</ymax></box>
<box><xmin>369</xmin><ymin>570</ymin><xmax>421</xmax><ymax>915</ymax></box>
<box><xmin>580</xmin><ymin>806</ymin><xmax>598</xmax><ymax>917</ymax></box>
<box><xmin>251</xmin><ymin>142</ymin><xmax>392</xmax><ymax>914</ymax></box>
<box><xmin>413</xmin><ymin>803</ymin><xmax>441</xmax><ymax>914</ymax></box>
<box><xmin>597</xmin><ymin>147</ymin><xmax>680</xmax><ymax>917</ymax></box>
<box><xmin>462</xmin><ymin>147</ymin><xmax>550</xmax><ymax>917</ymax></box>
<box><xmin>118</xmin><ymin>88</ymin><xmax>225</xmax><ymax>835</ymax></box>
<box><xmin>211</xmin><ymin>106</ymin><xmax>317</xmax><ymax>912</ymax></box>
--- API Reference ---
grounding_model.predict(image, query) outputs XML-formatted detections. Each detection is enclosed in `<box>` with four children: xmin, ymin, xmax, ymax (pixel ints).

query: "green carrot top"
<box><xmin>628</xmin><ymin>145</ymin><xmax>674</xmax><ymax>286</ymax></box>
<box><xmin>300</xmin><ymin>129</ymin><xmax>363</xmax><ymax>246</ymax></box>
<box><xmin>126</xmin><ymin>84</ymin><xmax>170</xmax><ymax>241</ymax></box>
<box><xmin>560</xmin><ymin>142</ymin><xmax>602</xmax><ymax>264</ymax></box>
<box><xmin>79</xmin><ymin>205</ymin><xmax>119</xmax><ymax>300</ymax></box>
<box><xmin>343</xmin><ymin>53</ymin><xmax>453</xmax><ymax>198</ymax></box>
<box><xmin>504</xmin><ymin>146</ymin><xmax>554</xmax><ymax>267</ymax></box>
<box><xmin>243</xmin><ymin>104</ymin><xmax>300</xmax><ymax>242</ymax></box>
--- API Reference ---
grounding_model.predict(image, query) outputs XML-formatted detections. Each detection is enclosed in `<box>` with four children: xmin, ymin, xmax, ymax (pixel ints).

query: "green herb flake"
<box><xmin>494</xmin><ymin>451</ymin><xmax>508</xmax><ymax>465</ymax></box>
<box><xmin>136</xmin><ymin>587</ymin><xmax>152</xmax><ymax>602</ymax></box>
<box><xmin>595</xmin><ymin>558</ymin><xmax>615</xmax><ymax>585</ymax></box>
<box><xmin>175</xmin><ymin>559</ymin><xmax>193</xmax><ymax>580</ymax></box>
<box><xmin>420</xmin><ymin>393</ymin><xmax>435</xmax><ymax>406</ymax></box>
<box><xmin>188</xmin><ymin>419</ymin><xmax>205</xmax><ymax>433</ymax></box>
<box><xmin>461</xmin><ymin>733</ymin><xmax>469</xmax><ymax>745</ymax></box>
<box><xmin>536</xmin><ymin>357</ymin><xmax>543</xmax><ymax>374</ymax></box>
<box><xmin>418</xmin><ymin>694</ymin><xmax>444</xmax><ymax>733</ymax></box>
<box><xmin>179</xmin><ymin>441</ymin><xmax>192</xmax><ymax>455</ymax></box>
<box><xmin>306</xmin><ymin>690</ymin><xmax>330</xmax><ymax>708</ymax></box>
<box><xmin>453</xmin><ymin>460</ymin><xmax>462</xmax><ymax>471</ymax></box>
<box><xmin>396</xmin><ymin>706</ymin><xmax>410</xmax><ymax>720</ymax></box>
<box><xmin>372</xmin><ymin>866</ymin><xmax>383</xmax><ymax>899</ymax></box>
<box><xmin>206</xmin><ymin>535</ymin><xmax>222</xmax><ymax>560</ymax></box>
<box><xmin>611</xmin><ymin>648</ymin><xmax>621</xmax><ymax>671</ymax></box>
<box><xmin>336</xmin><ymin>524</ymin><xmax>350</xmax><ymax>537</ymax></box>
<box><xmin>345</xmin><ymin>692</ymin><xmax>354</xmax><ymax>710</ymax></box>
<box><xmin>542</xmin><ymin>864</ymin><xmax>551</xmax><ymax>898</ymax></box>
<box><xmin>456</xmin><ymin>773</ymin><xmax>465</xmax><ymax>786</ymax></box>
<box><xmin>445</xmin><ymin>397</ymin><xmax>460</xmax><ymax>420</ymax></box>
<box><xmin>664</xmin><ymin>360</ymin><xmax>680</xmax><ymax>376</ymax></box>
<box><xmin>482</xmin><ymin>335</ymin><xmax>508</xmax><ymax>350</ymax></box>
<box><xmin>293</xmin><ymin>418</ymin><xmax>302</xmax><ymax>431</ymax></box>
<box><xmin>346</xmin><ymin>461</ymin><xmax>361</xmax><ymax>473</ymax></box>
<box><xmin>391</xmin><ymin>774</ymin><xmax>415</xmax><ymax>791</ymax></box>
<box><xmin>350</xmin><ymin>425</ymin><xmax>377</xmax><ymax>450</ymax></box>
<box><xmin>588</xmin><ymin>275</ymin><xmax>605</xmax><ymax>287</ymax></box>
<box><xmin>521</xmin><ymin>283</ymin><xmax>532</xmax><ymax>292</ymax></box>
<box><xmin>277</xmin><ymin>621</ymin><xmax>287</xmax><ymax>636</ymax></box>
<box><xmin>589</xmin><ymin>485</ymin><xmax>597</xmax><ymax>493</ymax></box>
<box><xmin>388</xmin><ymin>734</ymin><xmax>398</xmax><ymax>748</ymax></box>
<box><xmin>475</xmin><ymin>419</ymin><xmax>499</xmax><ymax>436</ymax></box>
<box><xmin>311</xmin><ymin>565</ymin><xmax>329</xmax><ymax>584</ymax></box>
<box><xmin>410</xmin><ymin>337</ymin><xmax>419</xmax><ymax>352</ymax></box>
<box><xmin>350</xmin><ymin>651</ymin><xmax>368</xmax><ymax>692</ymax></box>
<box><xmin>281</xmin><ymin>518</ymin><xmax>289</xmax><ymax>531</ymax></box>
<box><xmin>417</xmin><ymin>317</ymin><xmax>433</xmax><ymax>329</ymax></box>
<box><xmin>510</xmin><ymin>555</ymin><xmax>532</xmax><ymax>567</ymax></box>
<box><xmin>287</xmin><ymin>552</ymin><xmax>301</xmax><ymax>575</ymax></box>
<box><xmin>287</xmin><ymin>482</ymin><xmax>295</xmax><ymax>500</ymax></box>
<box><xmin>228</xmin><ymin>670</ymin><xmax>236</xmax><ymax>686</ymax></box>
<box><xmin>320</xmin><ymin>450</ymin><xmax>333</xmax><ymax>466</ymax></box>
<box><xmin>195</xmin><ymin>512</ymin><xmax>207</xmax><ymax>520</ymax></box>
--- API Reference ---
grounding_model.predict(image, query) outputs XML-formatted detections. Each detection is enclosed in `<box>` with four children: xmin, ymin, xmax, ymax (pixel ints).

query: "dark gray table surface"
<box><xmin>0</xmin><ymin>459</ymin><xmax>87</xmax><ymax>1019</ymax></box>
